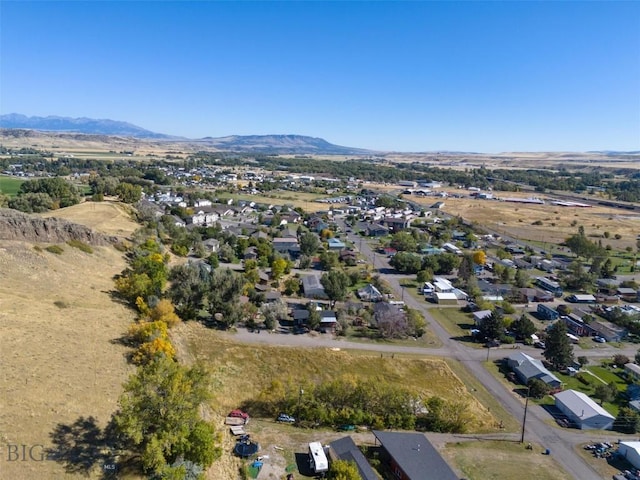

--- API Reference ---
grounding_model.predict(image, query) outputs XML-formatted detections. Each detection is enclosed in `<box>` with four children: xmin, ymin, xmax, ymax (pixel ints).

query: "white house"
<box><xmin>554</xmin><ymin>389</ymin><xmax>615</xmax><ymax>430</ymax></box>
<box><xmin>618</xmin><ymin>442</ymin><xmax>640</xmax><ymax>469</ymax></box>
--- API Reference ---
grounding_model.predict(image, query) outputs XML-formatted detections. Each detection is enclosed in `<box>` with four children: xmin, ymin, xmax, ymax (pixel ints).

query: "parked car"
<box><xmin>277</xmin><ymin>413</ymin><xmax>296</xmax><ymax>423</ymax></box>
<box><xmin>534</xmin><ymin>341</ymin><xmax>546</xmax><ymax>349</ymax></box>
<box><xmin>593</xmin><ymin>336</ymin><xmax>607</xmax><ymax>343</ymax></box>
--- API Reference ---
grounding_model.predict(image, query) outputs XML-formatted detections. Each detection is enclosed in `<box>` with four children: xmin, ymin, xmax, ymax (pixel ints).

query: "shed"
<box><xmin>618</xmin><ymin>442</ymin><xmax>640</xmax><ymax>469</ymax></box>
<box><xmin>554</xmin><ymin>389</ymin><xmax>615</xmax><ymax>430</ymax></box>
<box><xmin>434</xmin><ymin>292</ymin><xmax>458</xmax><ymax>305</ymax></box>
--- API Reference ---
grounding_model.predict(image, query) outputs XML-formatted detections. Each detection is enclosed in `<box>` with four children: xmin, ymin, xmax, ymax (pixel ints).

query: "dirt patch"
<box><xmin>40</xmin><ymin>201</ymin><xmax>139</xmax><ymax>239</ymax></box>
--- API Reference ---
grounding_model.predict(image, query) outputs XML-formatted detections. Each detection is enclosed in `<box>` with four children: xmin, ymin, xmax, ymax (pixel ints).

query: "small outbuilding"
<box><xmin>434</xmin><ymin>292</ymin><xmax>458</xmax><ymax>305</ymax></box>
<box><xmin>554</xmin><ymin>389</ymin><xmax>615</xmax><ymax>430</ymax></box>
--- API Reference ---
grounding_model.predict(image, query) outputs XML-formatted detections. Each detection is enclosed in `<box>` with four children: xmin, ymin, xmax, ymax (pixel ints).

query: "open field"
<box><xmin>0</xmin><ymin>175</ymin><xmax>24</xmax><ymax>197</ymax></box>
<box><xmin>40</xmin><ymin>201</ymin><xmax>139</xmax><ymax>238</ymax></box>
<box><xmin>414</xmin><ymin>194</ymin><xmax>640</xmax><ymax>252</ymax></box>
<box><xmin>173</xmin><ymin>321</ymin><xmax>502</xmax><ymax>479</ymax></box>
<box><xmin>0</xmin><ymin>241</ymin><xmax>135</xmax><ymax>480</ymax></box>
<box><xmin>442</xmin><ymin>440</ymin><xmax>573</xmax><ymax>480</ymax></box>
<box><xmin>214</xmin><ymin>190</ymin><xmax>343</xmax><ymax>213</ymax></box>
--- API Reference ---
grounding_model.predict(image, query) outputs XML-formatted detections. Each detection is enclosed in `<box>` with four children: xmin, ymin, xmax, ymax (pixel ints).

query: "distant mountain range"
<box><xmin>0</xmin><ymin>114</ymin><xmax>371</xmax><ymax>154</ymax></box>
<box><xmin>0</xmin><ymin>113</ymin><xmax>172</xmax><ymax>139</ymax></box>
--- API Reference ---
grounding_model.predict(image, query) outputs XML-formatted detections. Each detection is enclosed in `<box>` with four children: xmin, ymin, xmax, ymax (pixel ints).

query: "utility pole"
<box><xmin>521</xmin><ymin>386</ymin><xmax>530</xmax><ymax>443</ymax></box>
<box><xmin>297</xmin><ymin>387</ymin><xmax>304</xmax><ymax>422</ymax></box>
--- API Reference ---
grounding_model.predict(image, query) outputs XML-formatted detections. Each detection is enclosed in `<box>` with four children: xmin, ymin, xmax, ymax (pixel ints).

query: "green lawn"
<box><xmin>429</xmin><ymin>307</ymin><xmax>483</xmax><ymax>348</ymax></box>
<box><xmin>0</xmin><ymin>175</ymin><xmax>24</xmax><ymax>197</ymax></box>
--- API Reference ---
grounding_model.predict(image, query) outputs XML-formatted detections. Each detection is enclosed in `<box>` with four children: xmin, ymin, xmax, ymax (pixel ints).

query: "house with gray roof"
<box><xmin>302</xmin><ymin>274</ymin><xmax>327</xmax><ymax>299</ymax></box>
<box><xmin>372</xmin><ymin>431</ymin><xmax>458</xmax><ymax>480</ymax></box>
<box><xmin>328</xmin><ymin>436</ymin><xmax>379</xmax><ymax>480</ymax></box>
<box><xmin>505</xmin><ymin>352</ymin><xmax>562</xmax><ymax>388</ymax></box>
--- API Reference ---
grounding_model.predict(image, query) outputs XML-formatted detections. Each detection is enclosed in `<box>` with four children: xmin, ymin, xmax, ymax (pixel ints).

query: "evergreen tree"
<box><xmin>544</xmin><ymin>321</ymin><xmax>574</xmax><ymax>370</ymax></box>
<box><xmin>511</xmin><ymin>314</ymin><xmax>536</xmax><ymax>340</ymax></box>
<box><xmin>478</xmin><ymin>310</ymin><xmax>505</xmax><ymax>342</ymax></box>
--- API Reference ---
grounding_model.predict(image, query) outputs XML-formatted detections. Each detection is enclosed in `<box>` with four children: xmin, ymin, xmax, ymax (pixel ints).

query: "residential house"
<box><xmin>320</xmin><ymin>311</ymin><xmax>338</xmax><ymax>332</ymax></box>
<box><xmin>302</xmin><ymin>275</ymin><xmax>327</xmax><ymax>299</ymax></box>
<box><xmin>625</xmin><ymin>363</ymin><xmax>640</xmax><ymax>381</ymax></box>
<box><xmin>618</xmin><ymin>288</ymin><xmax>638</xmax><ymax>302</ymax></box>
<box><xmin>202</xmin><ymin>238</ymin><xmax>220</xmax><ymax>253</ymax></box>
<box><xmin>554</xmin><ymin>389</ymin><xmax>615</xmax><ymax>430</ymax></box>
<box><xmin>339</xmin><ymin>249</ymin><xmax>357</xmax><ymax>265</ymax></box>
<box><xmin>327</xmin><ymin>238</ymin><xmax>346</xmax><ymax>250</ymax></box>
<box><xmin>273</xmin><ymin>237</ymin><xmax>301</xmax><ymax>256</ymax></box>
<box><xmin>372</xmin><ymin>431</ymin><xmax>458</xmax><ymax>480</ymax></box>
<box><xmin>366</xmin><ymin>224</ymin><xmax>389</xmax><ymax>237</ymax></box>
<box><xmin>264</xmin><ymin>291</ymin><xmax>282</xmax><ymax>303</ymax></box>
<box><xmin>189</xmin><ymin>207</ymin><xmax>219</xmax><ymax>227</ymax></box>
<box><xmin>328</xmin><ymin>437</ymin><xmax>379</xmax><ymax>480</ymax></box>
<box><xmin>505</xmin><ymin>352</ymin><xmax>562</xmax><ymax>388</ymax></box>
<box><xmin>383</xmin><ymin>216</ymin><xmax>413</xmax><ymax>231</ymax></box>
<box><xmin>357</xmin><ymin>284</ymin><xmax>383</xmax><ymax>302</ymax></box>
<box><xmin>472</xmin><ymin>310</ymin><xmax>493</xmax><ymax>325</ymax></box>
<box><xmin>243</xmin><ymin>247</ymin><xmax>258</xmax><ymax>261</ymax></box>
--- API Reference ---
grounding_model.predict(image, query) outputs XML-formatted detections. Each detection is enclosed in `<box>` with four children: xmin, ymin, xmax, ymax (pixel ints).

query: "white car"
<box><xmin>593</xmin><ymin>336</ymin><xmax>606</xmax><ymax>343</ymax></box>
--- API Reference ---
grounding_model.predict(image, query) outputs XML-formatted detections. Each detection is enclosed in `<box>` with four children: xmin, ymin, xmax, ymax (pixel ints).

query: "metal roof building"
<box><xmin>554</xmin><ymin>389</ymin><xmax>615</xmax><ymax>430</ymax></box>
<box><xmin>328</xmin><ymin>436</ymin><xmax>379</xmax><ymax>480</ymax></box>
<box><xmin>372</xmin><ymin>430</ymin><xmax>459</xmax><ymax>480</ymax></box>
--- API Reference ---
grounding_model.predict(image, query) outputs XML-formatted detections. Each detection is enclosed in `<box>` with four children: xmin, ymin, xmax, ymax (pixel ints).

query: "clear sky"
<box><xmin>1</xmin><ymin>1</ymin><xmax>639</xmax><ymax>152</ymax></box>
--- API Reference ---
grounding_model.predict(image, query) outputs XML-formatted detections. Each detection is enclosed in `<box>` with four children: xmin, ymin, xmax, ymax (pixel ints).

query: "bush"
<box><xmin>45</xmin><ymin>245</ymin><xmax>64</xmax><ymax>255</ymax></box>
<box><xmin>575</xmin><ymin>372</ymin><xmax>591</xmax><ymax>385</ymax></box>
<box><xmin>66</xmin><ymin>239</ymin><xmax>93</xmax><ymax>254</ymax></box>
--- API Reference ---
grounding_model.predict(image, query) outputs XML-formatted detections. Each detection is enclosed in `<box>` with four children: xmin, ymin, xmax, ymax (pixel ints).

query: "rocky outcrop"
<box><xmin>0</xmin><ymin>209</ymin><xmax>118</xmax><ymax>245</ymax></box>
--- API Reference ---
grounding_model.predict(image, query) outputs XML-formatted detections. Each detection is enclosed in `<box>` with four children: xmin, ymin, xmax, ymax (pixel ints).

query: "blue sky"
<box><xmin>1</xmin><ymin>1</ymin><xmax>639</xmax><ymax>152</ymax></box>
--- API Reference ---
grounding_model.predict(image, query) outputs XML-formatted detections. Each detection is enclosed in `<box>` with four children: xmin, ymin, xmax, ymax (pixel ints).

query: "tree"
<box><xmin>473</xmin><ymin>250</ymin><xmax>486</xmax><ymax>266</ymax></box>
<box><xmin>283</xmin><ymin>277</ymin><xmax>300</xmax><ymax>296</ymax></box>
<box><xmin>271</xmin><ymin>257</ymin><xmax>287</xmax><ymax>280</ymax></box>
<box><xmin>577</xmin><ymin>356</ymin><xmax>589</xmax><ymax>368</ymax></box>
<box><xmin>515</xmin><ymin>268</ymin><xmax>530</xmax><ymax>288</ymax></box>
<box><xmin>307</xmin><ymin>304</ymin><xmax>321</xmax><ymax>331</ymax></box>
<box><xmin>328</xmin><ymin>459</ymin><xmax>360</xmax><ymax>480</ymax></box>
<box><xmin>112</xmin><ymin>357</ymin><xmax>221</xmax><ymax>475</ymax></box>
<box><xmin>115</xmin><ymin>182</ymin><xmax>143</xmax><ymax>203</ymax></box>
<box><xmin>319</xmin><ymin>250</ymin><xmax>340</xmax><ymax>271</ymax></box>
<box><xmin>511</xmin><ymin>314</ymin><xmax>536</xmax><ymax>340</ymax></box>
<box><xmin>613</xmin><ymin>354</ymin><xmax>630</xmax><ymax>367</ymax></box>
<box><xmin>615</xmin><ymin>407</ymin><xmax>640</xmax><ymax>433</ymax></box>
<box><xmin>593</xmin><ymin>382</ymin><xmax>617</xmax><ymax>405</ymax></box>
<box><xmin>261</xmin><ymin>299</ymin><xmax>288</xmax><ymax>330</ymax></box>
<box><xmin>389</xmin><ymin>252</ymin><xmax>422</xmax><ymax>274</ymax></box>
<box><xmin>527</xmin><ymin>378</ymin><xmax>551</xmax><ymax>399</ymax></box>
<box><xmin>390</xmin><ymin>232</ymin><xmax>417</xmax><ymax>252</ymax></box>
<box><xmin>406</xmin><ymin>308</ymin><xmax>427</xmax><ymax>337</ymax></box>
<box><xmin>321</xmin><ymin>270</ymin><xmax>350</xmax><ymax>307</ymax></box>
<box><xmin>299</xmin><ymin>232</ymin><xmax>320</xmax><ymax>256</ymax></box>
<box><xmin>564</xmin><ymin>259</ymin><xmax>595</xmax><ymax>291</ymax></box>
<box><xmin>457</xmin><ymin>254</ymin><xmax>475</xmax><ymax>283</ymax></box>
<box><xmin>478</xmin><ymin>311</ymin><xmax>505</xmax><ymax>343</ymax></box>
<box><xmin>206</xmin><ymin>268</ymin><xmax>245</xmax><ymax>327</ymax></box>
<box><xmin>544</xmin><ymin>321</ymin><xmax>574</xmax><ymax>370</ymax></box>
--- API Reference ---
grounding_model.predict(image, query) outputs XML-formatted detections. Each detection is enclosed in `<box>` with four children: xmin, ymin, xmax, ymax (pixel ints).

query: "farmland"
<box><xmin>0</xmin><ymin>174</ymin><xmax>24</xmax><ymax>196</ymax></box>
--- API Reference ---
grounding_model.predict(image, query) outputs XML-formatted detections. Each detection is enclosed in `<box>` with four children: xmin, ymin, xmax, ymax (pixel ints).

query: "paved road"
<box><xmin>223</xmin><ymin>220</ymin><xmax>629</xmax><ymax>479</ymax></box>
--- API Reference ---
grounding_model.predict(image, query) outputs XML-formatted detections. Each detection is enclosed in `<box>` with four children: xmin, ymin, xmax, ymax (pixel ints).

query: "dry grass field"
<box><xmin>173</xmin><ymin>321</ymin><xmax>500</xmax><ymax>480</ymax></box>
<box><xmin>0</xmin><ymin>241</ymin><xmax>136</xmax><ymax>479</ymax></box>
<box><xmin>414</xmin><ymin>194</ymin><xmax>640</xmax><ymax>252</ymax></box>
<box><xmin>442</xmin><ymin>440</ymin><xmax>573</xmax><ymax>480</ymax></box>
<box><xmin>40</xmin><ymin>201</ymin><xmax>139</xmax><ymax>238</ymax></box>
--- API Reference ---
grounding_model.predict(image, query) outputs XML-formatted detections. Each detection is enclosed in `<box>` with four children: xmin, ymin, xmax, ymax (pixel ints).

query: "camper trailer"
<box><xmin>308</xmin><ymin>442</ymin><xmax>328</xmax><ymax>474</ymax></box>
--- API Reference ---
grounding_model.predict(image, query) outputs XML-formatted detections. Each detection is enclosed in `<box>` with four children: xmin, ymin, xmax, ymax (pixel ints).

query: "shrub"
<box><xmin>532</xmin><ymin>220</ymin><xmax>543</xmax><ymax>226</ymax></box>
<box><xmin>575</xmin><ymin>372</ymin><xmax>591</xmax><ymax>385</ymax></box>
<box><xmin>66</xmin><ymin>239</ymin><xmax>93</xmax><ymax>254</ymax></box>
<box><xmin>45</xmin><ymin>245</ymin><xmax>64</xmax><ymax>255</ymax></box>
<box><xmin>33</xmin><ymin>245</ymin><xmax>42</xmax><ymax>252</ymax></box>
<box><xmin>53</xmin><ymin>300</ymin><xmax>70</xmax><ymax>308</ymax></box>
